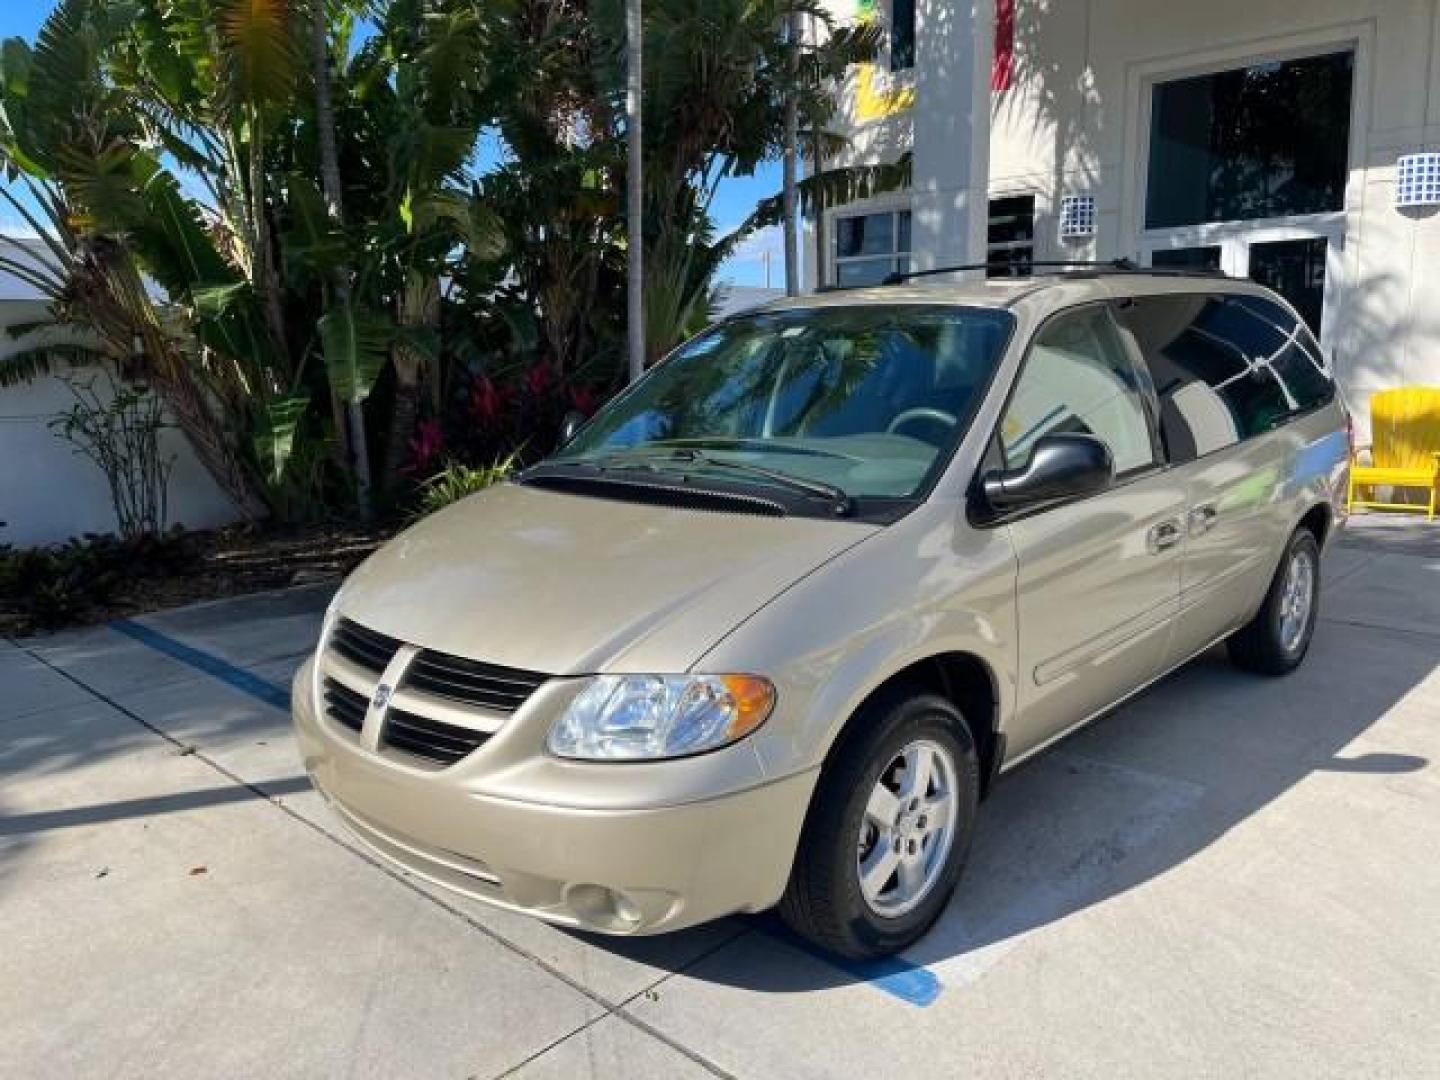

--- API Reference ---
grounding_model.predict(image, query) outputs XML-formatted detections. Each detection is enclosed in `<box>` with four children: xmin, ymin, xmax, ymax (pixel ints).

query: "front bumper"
<box><xmin>292</xmin><ymin>660</ymin><xmax>817</xmax><ymax>934</ymax></box>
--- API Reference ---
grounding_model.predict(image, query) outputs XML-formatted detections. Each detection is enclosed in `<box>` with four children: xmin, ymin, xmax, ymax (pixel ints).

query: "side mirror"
<box><xmin>977</xmin><ymin>433</ymin><xmax>1114</xmax><ymax>519</ymax></box>
<box><xmin>557</xmin><ymin>409</ymin><xmax>587</xmax><ymax>449</ymax></box>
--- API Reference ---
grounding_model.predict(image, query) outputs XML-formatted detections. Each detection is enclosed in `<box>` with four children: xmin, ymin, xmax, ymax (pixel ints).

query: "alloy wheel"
<box><xmin>856</xmin><ymin>739</ymin><xmax>959</xmax><ymax>918</ymax></box>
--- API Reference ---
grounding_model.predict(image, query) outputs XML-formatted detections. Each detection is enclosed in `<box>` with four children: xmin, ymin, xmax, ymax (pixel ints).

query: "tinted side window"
<box><xmin>1116</xmin><ymin>294</ymin><xmax>1333</xmax><ymax>464</ymax></box>
<box><xmin>1228</xmin><ymin>295</ymin><xmax>1335</xmax><ymax>413</ymax></box>
<box><xmin>1001</xmin><ymin>307</ymin><xmax>1157</xmax><ymax>477</ymax></box>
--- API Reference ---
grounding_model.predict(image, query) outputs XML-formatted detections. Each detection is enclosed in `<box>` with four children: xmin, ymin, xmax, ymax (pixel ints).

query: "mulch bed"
<box><xmin>1</xmin><ymin>521</ymin><xmax>397</xmax><ymax>639</ymax></box>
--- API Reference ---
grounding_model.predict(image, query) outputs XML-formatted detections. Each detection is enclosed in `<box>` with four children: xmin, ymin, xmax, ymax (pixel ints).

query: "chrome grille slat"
<box><xmin>382</xmin><ymin>708</ymin><xmax>487</xmax><ymax>765</ymax></box>
<box><xmin>322</xmin><ymin>678</ymin><xmax>368</xmax><ymax>733</ymax></box>
<box><xmin>403</xmin><ymin>649</ymin><xmax>547</xmax><ymax>714</ymax></box>
<box><xmin>329</xmin><ymin>618</ymin><xmax>402</xmax><ymax>674</ymax></box>
<box><xmin>403</xmin><ymin>674</ymin><xmax>530</xmax><ymax>710</ymax></box>
<box><xmin>405</xmin><ymin>664</ymin><xmax>535</xmax><ymax>695</ymax></box>
<box><xmin>383</xmin><ymin>732</ymin><xmax>466</xmax><ymax>765</ymax></box>
<box><xmin>409</xmin><ymin>652</ymin><xmax>547</xmax><ymax>689</ymax></box>
<box><xmin>385</xmin><ymin>714</ymin><xmax>479</xmax><ymax>752</ymax></box>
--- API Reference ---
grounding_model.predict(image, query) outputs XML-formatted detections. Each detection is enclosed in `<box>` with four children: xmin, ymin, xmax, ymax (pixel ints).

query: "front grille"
<box><xmin>323</xmin><ymin>678</ymin><xmax>369</xmax><ymax>733</ymax></box>
<box><xmin>381</xmin><ymin>708</ymin><xmax>491</xmax><ymax>767</ymax></box>
<box><xmin>330</xmin><ymin>618</ymin><xmax>402</xmax><ymax>674</ymax></box>
<box><xmin>320</xmin><ymin>615</ymin><xmax>552</xmax><ymax>769</ymax></box>
<box><xmin>404</xmin><ymin>649</ymin><xmax>548</xmax><ymax>714</ymax></box>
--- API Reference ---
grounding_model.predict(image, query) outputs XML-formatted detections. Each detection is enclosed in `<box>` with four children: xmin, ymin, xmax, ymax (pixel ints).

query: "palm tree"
<box><xmin>308</xmin><ymin>0</ymin><xmax>373</xmax><ymax>513</ymax></box>
<box><xmin>347</xmin><ymin>0</ymin><xmax>504</xmax><ymax>490</ymax></box>
<box><xmin>782</xmin><ymin>8</ymin><xmax>801</xmax><ymax>296</ymax></box>
<box><xmin>626</xmin><ymin>0</ymin><xmax>645</xmax><ymax>382</ymax></box>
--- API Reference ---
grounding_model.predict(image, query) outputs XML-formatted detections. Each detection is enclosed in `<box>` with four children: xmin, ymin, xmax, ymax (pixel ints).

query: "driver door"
<box><xmin>998</xmin><ymin>304</ymin><xmax>1188</xmax><ymax>760</ymax></box>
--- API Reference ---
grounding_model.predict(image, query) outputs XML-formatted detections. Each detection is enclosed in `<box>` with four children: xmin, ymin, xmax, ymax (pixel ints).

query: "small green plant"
<box><xmin>49</xmin><ymin>371</ymin><xmax>175</xmax><ymax>541</ymax></box>
<box><xmin>413</xmin><ymin>455</ymin><xmax>519</xmax><ymax>519</ymax></box>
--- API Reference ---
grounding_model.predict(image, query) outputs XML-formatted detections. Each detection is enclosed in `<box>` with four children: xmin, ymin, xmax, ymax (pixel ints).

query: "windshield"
<box><xmin>552</xmin><ymin>305</ymin><xmax>1014</xmax><ymax>504</ymax></box>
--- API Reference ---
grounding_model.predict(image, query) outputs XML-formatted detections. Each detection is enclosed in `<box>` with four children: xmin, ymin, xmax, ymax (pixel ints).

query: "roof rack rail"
<box><xmin>882</xmin><ymin>259</ymin><xmax>1140</xmax><ymax>285</ymax></box>
<box><xmin>877</xmin><ymin>258</ymin><xmax>1231</xmax><ymax>286</ymax></box>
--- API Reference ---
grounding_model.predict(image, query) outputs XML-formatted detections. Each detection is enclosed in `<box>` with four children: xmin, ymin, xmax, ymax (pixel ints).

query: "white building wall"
<box><xmin>818</xmin><ymin>0</ymin><xmax>1440</xmax><ymax>435</ymax></box>
<box><xmin>0</xmin><ymin>298</ymin><xmax>243</xmax><ymax>548</ymax></box>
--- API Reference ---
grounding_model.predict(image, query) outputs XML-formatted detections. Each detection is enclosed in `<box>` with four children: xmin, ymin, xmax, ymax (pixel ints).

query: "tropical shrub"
<box><xmin>0</xmin><ymin>529</ymin><xmax>198</xmax><ymax>632</ymax></box>
<box><xmin>413</xmin><ymin>454</ymin><xmax>519</xmax><ymax>519</ymax></box>
<box><xmin>0</xmin><ymin>0</ymin><xmax>890</xmax><ymax>525</ymax></box>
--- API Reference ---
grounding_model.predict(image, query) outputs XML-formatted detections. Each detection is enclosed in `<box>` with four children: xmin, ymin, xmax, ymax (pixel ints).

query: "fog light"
<box><xmin>566</xmin><ymin>884</ymin><xmax>641</xmax><ymax>930</ymax></box>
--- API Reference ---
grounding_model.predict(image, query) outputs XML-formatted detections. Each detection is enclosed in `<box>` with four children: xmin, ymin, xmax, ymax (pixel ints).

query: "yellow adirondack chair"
<box><xmin>1348</xmin><ymin>387</ymin><xmax>1440</xmax><ymax>520</ymax></box>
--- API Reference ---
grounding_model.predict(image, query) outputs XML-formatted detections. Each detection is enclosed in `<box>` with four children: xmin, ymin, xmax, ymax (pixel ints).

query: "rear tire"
<box><xmin>1228</xmin><ymin>528</ymin><xmax>1321</xmax><ymax>676</ymax></box>
<box><xmin>778</xmin><ymin>687</ymin><xmax>979</xmax><ymax>959</ymax></box>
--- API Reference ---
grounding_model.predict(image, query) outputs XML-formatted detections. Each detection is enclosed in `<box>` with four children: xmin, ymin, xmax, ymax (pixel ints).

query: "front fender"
<box><xmin>694</xmin><ymin>500</ymin><xmax>1018</xmax><ymax>779</ymax></box>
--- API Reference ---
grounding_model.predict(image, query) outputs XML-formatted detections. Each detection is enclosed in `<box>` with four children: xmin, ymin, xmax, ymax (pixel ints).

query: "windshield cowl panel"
<box><xmin>550</xmin><ymin>304</ymin><xmax>1015</xmax><ymax>514</ymax></box>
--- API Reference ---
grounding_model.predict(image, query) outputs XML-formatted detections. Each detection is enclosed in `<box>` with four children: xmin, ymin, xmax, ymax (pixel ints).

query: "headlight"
<box><xmin>547</xmin><ymin>674</ymin><xmax>776</xmax><ymax>761</ymax></box>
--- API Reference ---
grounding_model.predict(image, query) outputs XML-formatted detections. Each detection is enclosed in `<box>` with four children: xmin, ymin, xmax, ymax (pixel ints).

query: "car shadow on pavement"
<box><xmin>0</xmin><ymin>777</ymin><xmax>312</xmax><ymax>839</ymax></box>
<box><xmin>569</xmin><ymin>617</ymin><xmax>1434</xmax><ymax>995</ymax></box>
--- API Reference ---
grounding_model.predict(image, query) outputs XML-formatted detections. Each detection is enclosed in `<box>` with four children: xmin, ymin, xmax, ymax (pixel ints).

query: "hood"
<box><xmin>338</xmin><ymin>482</ymin><xmax>878</xmax><ymax>675</ymax></box>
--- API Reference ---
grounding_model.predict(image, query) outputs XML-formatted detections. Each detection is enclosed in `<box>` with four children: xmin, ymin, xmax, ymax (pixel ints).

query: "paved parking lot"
<box><xmin>3</xmin><ymin>518</ymin><xmax>1439</xmax><ymax>1078</ymax></box>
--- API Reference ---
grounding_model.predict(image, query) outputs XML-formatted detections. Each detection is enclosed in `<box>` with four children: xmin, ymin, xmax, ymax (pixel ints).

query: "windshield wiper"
<box><xmin>596</xmin><ymin>448</ymin><xmax>855</xmax><ymax>517</ymax></box>
<box><xmin>645</xmin><ymin>437</ymin><xmax>861</xmax><ymax>462</ymax></box>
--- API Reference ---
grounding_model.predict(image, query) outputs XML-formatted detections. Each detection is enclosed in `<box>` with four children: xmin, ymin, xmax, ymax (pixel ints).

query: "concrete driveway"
<box><xmin>3</xmin><ymin>518</ymin><xmax>1439</xmax><ymax>1079</ymax></box>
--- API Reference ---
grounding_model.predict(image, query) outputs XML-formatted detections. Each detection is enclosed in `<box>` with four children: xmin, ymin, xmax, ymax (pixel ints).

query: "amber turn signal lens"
<box><xmin>720</xmin><ymin>675</ymin><xmax>776</xmax><ymax>740</ymax></box>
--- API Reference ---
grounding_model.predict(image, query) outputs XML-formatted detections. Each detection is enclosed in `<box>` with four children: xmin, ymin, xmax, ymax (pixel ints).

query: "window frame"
<box><xmin>968</xmin><ymin>302</ymin><xmax>1167</xmax><ymax>527</ymax></box>
<box><xmin>832</xmin><ymin>204</ymin><xmax>913</xmax><ymax>287</ymax></box>
<box><xmin>1142</xmin><ymin>49</ymin><xmax>1356</xmax><ymax>233</ymax></box>
<box><xmin>1119</xmin><ymin>24</ymin><xmax>1372</xmax><ymax>348</ymax></box>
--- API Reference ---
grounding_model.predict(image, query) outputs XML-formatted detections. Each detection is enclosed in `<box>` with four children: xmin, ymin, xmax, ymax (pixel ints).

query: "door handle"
<box><xmin>1146</xmin><ymin>519</ymin><xmax>1184</xmax><ymax>554</ymax></box>
<box><xmin>1188</xmin><ymin>504</ymin><xmax>1218</xmax><ymax>536</ymax></box>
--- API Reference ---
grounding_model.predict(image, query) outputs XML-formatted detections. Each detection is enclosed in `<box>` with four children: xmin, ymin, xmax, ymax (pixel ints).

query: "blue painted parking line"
<box><xmin>110</xmin><ymin>617</ymin><xmax>945</xmax><ymax>1005</ymax></box>
<box><xmin>752</xmin><ymin>914</ymin><xmax>943</xmax><ymax>1006</ymax></box>
<box><xmin>110</xmin><ymin>618</ymin><xmax>291</xmax><ymax>710</ymax></box>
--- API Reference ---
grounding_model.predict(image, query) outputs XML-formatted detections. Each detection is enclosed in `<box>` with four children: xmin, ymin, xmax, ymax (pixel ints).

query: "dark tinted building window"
<box><xmin>891</xmin><ymin>0</ymin><xmax>915</xmax><ymax>71</ymax></box>
<box><xmin>987</xmin><ymin>195</ymin><xmax>1035</xmax><ymax>278</ymax></box>
<box><xmin>1116</xmin><ymin>294</ymin><xmax>1335</xmax><ymax>462</ymax></box>
<box><xmin>1151</xmin><ymin>246</ymin><xmax>1222</xmax><ymax>272</ymax></box>
<box><xmin>1146</xmin><ymin>51</ymin><xmax>1354</xmax><ymax>229</ymax></box>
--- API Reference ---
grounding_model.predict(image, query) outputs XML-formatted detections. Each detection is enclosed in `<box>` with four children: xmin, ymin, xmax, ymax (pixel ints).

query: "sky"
<box><xmin>0</xmin><ymin>1</ymin><xmax>785</xmax><ymax>287</ymax></box>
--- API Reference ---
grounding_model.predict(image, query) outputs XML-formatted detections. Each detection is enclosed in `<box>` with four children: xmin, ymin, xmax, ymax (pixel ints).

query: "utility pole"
<box><xmin>810</xmin><ymin>13</ymin><xmax>827</xmax><ymax>290</ymax></box>
<box><xmin>626</xmin><ymin>0</ymin><xmax>646</xmax><ymax>382</ymax></box>
<box><xmin>781</xmin><ymin>9</ymin><xmax>801</xmax><ymax>296</ymax></box>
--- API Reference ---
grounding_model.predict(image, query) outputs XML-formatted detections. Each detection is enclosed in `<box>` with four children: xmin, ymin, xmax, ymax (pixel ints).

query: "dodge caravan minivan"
<box><xmin>292</xmin><ymin>270</ymin><xmax>1348</xmax><ymax>959</ymax></box>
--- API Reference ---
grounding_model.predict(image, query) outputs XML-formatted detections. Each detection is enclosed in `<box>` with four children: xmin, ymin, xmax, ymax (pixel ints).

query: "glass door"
<box><xmin>1139</xmin><ymin>222</ymin><xmax>1343</xmax><ymax>345</ymax></box>
<box><xmin>1137</xmin><ymin>47</ymin><xmax>1355</xmax><ymax>348</ymax></box>
<box><xmin>1245</xmin><ymin>238</ymin><xmax>1328</xmax><ymax>336</ymax></box>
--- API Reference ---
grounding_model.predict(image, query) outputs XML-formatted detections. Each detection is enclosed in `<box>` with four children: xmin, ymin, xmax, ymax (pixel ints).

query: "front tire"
<box><xmin>778</xmin><ymin>688</ymin><xmax>980</xmax><ymax>959</ymax></box>
<box><xmin>1228</xmin><ymin>528</ymin><xmax>1321</xmax><ymax>676</ymax></box>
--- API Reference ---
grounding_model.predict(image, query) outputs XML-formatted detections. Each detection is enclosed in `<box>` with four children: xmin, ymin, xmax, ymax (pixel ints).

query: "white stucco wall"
<box><xmin>0</xmin><ymin>297</ymin><xmax>243</xmax><ymax>549</ymax></box>
<box><xmin>816</xmin><ymin>0</ymin><xmax>1440</xmax><ymax>435</ymax></box>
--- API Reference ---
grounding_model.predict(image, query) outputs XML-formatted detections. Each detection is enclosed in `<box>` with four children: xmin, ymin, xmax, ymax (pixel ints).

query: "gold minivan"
<box><xmin>292</xmin><ymin>271</ymin><xmax>1349</xmax><ymax>959</ymax></box>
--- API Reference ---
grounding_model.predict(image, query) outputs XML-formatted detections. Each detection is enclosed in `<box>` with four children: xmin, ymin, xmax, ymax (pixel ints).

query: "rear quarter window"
<box><xmin>1115</xmin><ymin>292</ymin><xmax>1335</xmax><ymax>464</ymax></box>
